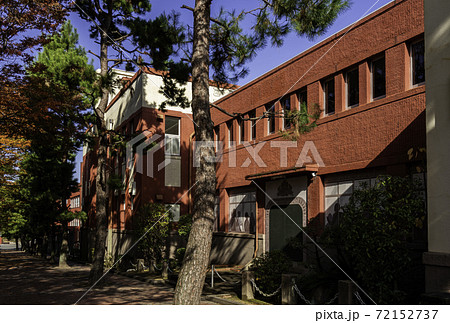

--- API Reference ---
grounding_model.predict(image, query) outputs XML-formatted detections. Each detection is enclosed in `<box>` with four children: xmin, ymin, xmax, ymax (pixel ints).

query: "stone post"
<box><xmin>162</xmin><ymin>260</ymin><xmax>169</xmax><ymax>279</ymax></box>
<box><xmin>242</xmin><ymin>270</ymin><xmax>254</xmax><ymax>301</ymax></box>
<box><xmin>282</xmin><ymin>274</ymin><xmax>298</xmax><ymax>305</ymax></box>
<box><xmin>137</xmin><ymin>259</ymin><xmax>145</xmax><ymax>273</ymax></box>
<box><xmin>338</xmin><ymin>280</ymin><xmax>355</xmax><ymax>305</ymax></box>
<box><xmin>149</xmin><ymin>259</ymin><xmax>156</xmax><ymax>273</ymax></box>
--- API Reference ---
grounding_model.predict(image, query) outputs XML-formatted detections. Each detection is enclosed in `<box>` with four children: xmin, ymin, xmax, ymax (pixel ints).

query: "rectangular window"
<box><xmin>227</xmin><ymin>120</ymin><xmax>234</xmax><ymax>147</ymax></box>
<box><xmin>371</xmin><ymin>56</ymin><xmax>386</xmax><ymax>100</ymax></box>
<box><xmin>229</xmin><ymin>191</ymin><xmax>256</xmax><ymax>234</ymax></box>
<box><xmin>411</xmin><ymin>40</ymin><xmax>425</xmax><ymax>86</ymax></box>
<box><xmin>214</xmin><ymin>196</ymin><xmax>220</xmax><ymax>232</ymax></box>
<box><xmin>266</xmin><ymin>103</ymin><xmax>276</xmax><ymax>134</ymax></box>
<box><xmin>324</xmin><ymin>78</ymin><xmax>335</xmax><ymax>115</ymax></box>
<box><xmin>214</xmin><ymin>126</ymin><xmax>220</xmax><ymax>151</ymax></box>
<box><xmin>346</xmin><ymin>68</ymin><xmax>359</xmax><ymax>108</ymax></box>
<box><xmin>282</xmin><ymin>97</ymin><xmax>291</xmax><ymax>129</ymax></box>
<box><xmin>165</xmin><ymin>116</ymin><xmax>180</xmax><ymax>156</ymax></box>
<box><xmin>298</xmin><ymin>88</ymin><xmax>307</xmax><ymax>111</ymax></box>
<box><xmin>164</xmin><ymin>156</ymin><xmax>181</xmax><ymax>187</ymax></box>
<box><xmin>239</xmin><ymin>119</ymin><xmax>245</xmax><ymax>143</ymax></box>
<box><xmin>324</xmin><ymin>178</ymin><xmax>379</xmax><ymax>226</ymax></box>
<box><xmin>248</xmin><ymin>110</ymin><xmax>256</xmax><ymax>140</ymax></box>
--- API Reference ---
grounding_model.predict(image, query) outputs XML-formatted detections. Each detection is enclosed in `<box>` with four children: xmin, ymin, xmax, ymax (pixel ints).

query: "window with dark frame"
<box><xmin>411</xmin><ymin>40</ymin><xmax>425</xmax><ymax>86</ymax></box>
<box><xmin>324</xmin><ymin>78</ymin><xmax>335</xmax><ymax>115</ymax></box>
<box><xmin>165</xmin><ymin>116</ymin><xmax>180</xmax><ymax>156</ymax></box>
<box><xmin>248</xmin><ymin>110</ymin><xmax>256</xmax><ymax>140</ymax></box>
<box><xmin>298</xmin><ymin>88</ymin><xmax>307</xmax><ymax>112</ymax></box>
<box><xmin>371</xmin><ymin>56</ymin><xmax>386</xmax><ymax>99</ymax></box>
<box><xmin>266</xmin><ymin>103</ymin><xmax>276</xmax><ymax>134</ymax></box>
<box><xmin>346</xmin><ymin>68</ymin><xmax>359</xmax><ymax>108</ymax></box>
<box><xmin>282</xmin><ymin>96</ymin><xmax>291</xmax><ymax>129</ymax></box>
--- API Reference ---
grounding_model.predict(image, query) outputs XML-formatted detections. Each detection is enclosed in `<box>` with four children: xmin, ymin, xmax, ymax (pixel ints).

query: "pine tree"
<box><xmin>72</xmin><ymin>0</ymin><xmax>155</xmax><ymax>284</ymax></box>
<box><xmin>10</xmin><ymin>21</ymin><xmax>95</xmax><ymax>265</ymax></box>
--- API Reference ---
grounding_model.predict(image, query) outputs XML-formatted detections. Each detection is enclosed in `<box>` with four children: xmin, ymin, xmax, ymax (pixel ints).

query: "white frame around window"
<box><xmin>165</xmin><ymin>116</ymin><xmax>180</xmax><ymax>156</ymax></box>
<box><xmin>370</xmin><ymin>55</ymin><xmax>386</xmax><ymax>101</ymax></box>
<box><xmin>248</xmin><ymin>110</ymin><xmax>256</xmax><ymax>141</ymax></box>
<box><xmin>228</xmin><ymin>191</ymin><xmax>256</xmax><ymax>234</ymax></box>
<box><xmin>410</xmin><ymin>39</ymin><xmax>425</xmax><ymax>87</ymax></box>
<box><xmin>345</xmin><ymin>68</ymin><xmax>359</xmax><ymax>109</ymax></box>
<box><xmin>323</xmin><ymin>78</ymin><xmax>335</xmax><ymax>115</ymax></box>
<box><xmin>238</xmin><ymin>119</ymin><xmax>244</xmax><ymax>144</ymax></box>
<box><xmin>267</xmin><ymin>104</ymin><xmax>275</xmax><ymax>135</ymax></box>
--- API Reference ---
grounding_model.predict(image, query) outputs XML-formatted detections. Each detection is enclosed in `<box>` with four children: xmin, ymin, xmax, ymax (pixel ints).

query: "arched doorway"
<box><xmin>265</xmin><ymin>197</ymin><xmax>307</xmax><ymax>259</ymax></box>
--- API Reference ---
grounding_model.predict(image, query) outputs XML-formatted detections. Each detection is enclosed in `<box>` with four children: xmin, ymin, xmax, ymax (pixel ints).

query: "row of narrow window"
<box><xmin>218</xmin><ymin>39</ymin><xmax>425</xmax><ymax>147</ymax></box>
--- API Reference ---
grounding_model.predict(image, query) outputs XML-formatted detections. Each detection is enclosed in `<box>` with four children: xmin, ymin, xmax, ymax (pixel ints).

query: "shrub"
<box><xmin>339</xmin><ymin>176</ymin><xmax>425</xmax><ymax>304</ymax></box>
<box><xmin>251</xmin><ymin>251</ymin><xmax>291</xmax><ymax>302</ymax></box>
<box><xmin>134</xmin><ymin>203</ymin><xmax>171</xmax><ymax>265</ymax></box>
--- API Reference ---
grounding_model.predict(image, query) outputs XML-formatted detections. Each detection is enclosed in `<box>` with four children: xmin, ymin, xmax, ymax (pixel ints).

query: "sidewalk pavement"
<box><xmin>0</xmin><ymin>251</ymin><xmax>216</xmax><ymax>305</ymax></box>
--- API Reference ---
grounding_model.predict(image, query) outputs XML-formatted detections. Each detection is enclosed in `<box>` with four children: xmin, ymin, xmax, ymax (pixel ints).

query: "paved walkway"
<box><xmin>0</xmin><ymin>250</ymin><xmax>214</xmax><ymax>305</ymax></box>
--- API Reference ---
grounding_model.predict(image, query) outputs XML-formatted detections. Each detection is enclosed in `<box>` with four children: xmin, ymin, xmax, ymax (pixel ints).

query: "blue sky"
<box><xmin>71</xmin><ymin>0</ymin><xmax>394</xmax><ymax>181</ymax></box>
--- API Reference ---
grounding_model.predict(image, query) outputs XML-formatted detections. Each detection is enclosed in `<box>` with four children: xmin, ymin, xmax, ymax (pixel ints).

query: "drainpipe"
<box><xmin>253</xmin><ymin>207</ymin><xmax>259</xmax><ymax>258</ymax></box>
<box><xmin>188</xmin><ymin>132</ymin><xmax>195</xmax><ymax>214</ymax></box>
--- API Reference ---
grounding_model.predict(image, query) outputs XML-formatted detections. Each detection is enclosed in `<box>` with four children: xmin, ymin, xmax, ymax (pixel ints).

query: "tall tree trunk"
<box><xmin>174</xmin><ymin>0</ymin><xmax>215</xmax><ymax>305</ymax></box>
<box><xmin>89</xmin><ymin>30</ymin><xmax>110</xmax><ymax>285</ymax></box>
<box><xmin>49</xmin><ymin>225</ymin><xmax>56</xmax><ymax>263</ymax></box>
<box><xmin>58</xmin><ymin>222</ymin><xmax>69</xmax><ymax>267</ymax></box>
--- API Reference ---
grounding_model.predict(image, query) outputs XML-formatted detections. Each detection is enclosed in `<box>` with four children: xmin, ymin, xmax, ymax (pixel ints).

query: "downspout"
<box><xmin>253</xmin><ymin>207</ymin><xmax>259</xmax><ymax>258</ymax></box>
<box><xmin>188</xmin><ymin>132</ymin><xmax>195</xmax><ymax>214</ymax></box>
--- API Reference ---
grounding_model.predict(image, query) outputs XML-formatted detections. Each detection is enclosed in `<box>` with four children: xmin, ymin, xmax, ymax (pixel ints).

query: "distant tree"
<box><xmin>0</xmin><ymin>1</ymin><xmax>68</xmax><ymax>242</ymax></box>
<box><xmin>25</xmin><ymin>20</ymin><xmax>95</xmax><ymax>266</ymax></box>
<box><xmin>0</xmin><ymin>0</ymin><xmax>68</xmax><ymax>135</ymax></box>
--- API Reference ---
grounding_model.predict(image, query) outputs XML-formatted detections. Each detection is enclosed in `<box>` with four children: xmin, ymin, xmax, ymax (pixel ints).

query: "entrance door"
<box><xmin>269</xmin><ymin>204</ymin><xmax>303</xmax><ymax>252</ymax></box>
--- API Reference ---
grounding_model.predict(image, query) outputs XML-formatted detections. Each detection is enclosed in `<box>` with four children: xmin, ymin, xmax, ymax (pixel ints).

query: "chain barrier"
<box><xmin>354</xmin><ymin>291</ymin><xmax>366</xmax><ymax>305</ymax></box>
<box><xmin>292</xmin><ymin>279</ymin><xmax>312</xmax><ymax>304</ymax></box>
<box><xmin>250</xmin><ymin>279</ymin><xmax>281</xmax><ymax>297</ymax></box>
<box><xmin>324</xmin><ymin>293</ymin><xmax>339</xmax><ymax>305</ymax></box>
<box><xmin>152</xmin><ymin>262</ymin><xmax>173</xmax><ymax>273</ymax></box>
<box><xmin>213</xmin><ymin>267</ymin><xmax>228</xmax><ymax>282</ymax></box>
<box><xmin>292</xmin><ymin>279</ymin><xmax>339</xmax><ymax>305</ymax></box>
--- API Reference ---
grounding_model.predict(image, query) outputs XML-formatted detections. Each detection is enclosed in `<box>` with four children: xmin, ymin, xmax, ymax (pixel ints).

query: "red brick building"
<box><xmin>80</xmin><ymin>68</ymin><xmax>233</xmax><ymax>260</ymax></box>
<box><xmin>210</xmin><ymin>0</ymin><xmax>426</xmax><ymax>265</ymax></box>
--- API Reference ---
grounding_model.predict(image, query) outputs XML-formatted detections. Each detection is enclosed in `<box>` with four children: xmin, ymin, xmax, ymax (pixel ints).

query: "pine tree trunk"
<box><xmin>58</xmin><ymin>222</ymin><xmax>69</xmax><ymax>268</ymax></box>
<box><xmin>174</xmin><ymin>0</ymin><xmax>215</xmax><ymax>305</ymax></box>
<box><xmin>89</xmin><ymin>31</ymin><xmax>110</xmax><ymax>285</ymax></box>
